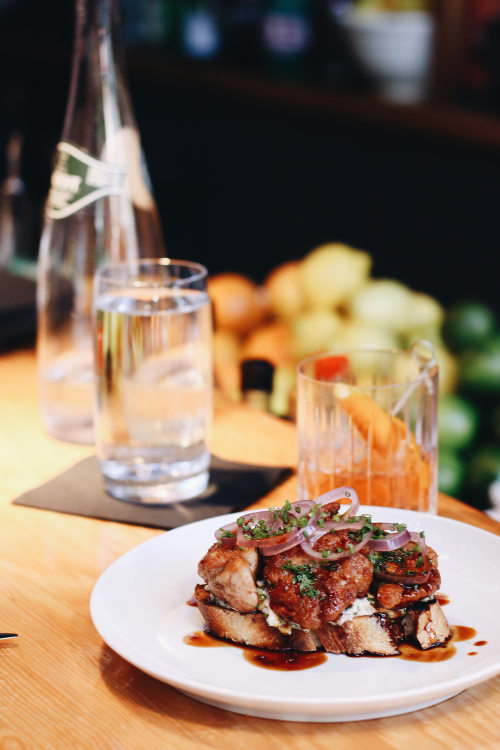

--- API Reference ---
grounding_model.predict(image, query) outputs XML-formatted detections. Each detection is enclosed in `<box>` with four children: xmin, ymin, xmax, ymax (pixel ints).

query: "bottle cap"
<box><xmin>240</xmin><ymin>358</ymin><xmax>274</xmax><ymax>394</ymax></box>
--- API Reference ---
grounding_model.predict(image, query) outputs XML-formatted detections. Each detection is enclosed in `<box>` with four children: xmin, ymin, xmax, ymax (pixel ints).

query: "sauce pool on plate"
<box><xmin>398</xmin><ymin>625</ymin><xmax>477</xmax><ymax>663</ymax></box>
<box><xmin>183</xmin><ymin>630</ymin><xmax>327</xmax><ymax>670</ymax></box>
<box><xmin>184</xmin><ymin>622</ymin><xmax>482</xmax><ymax>669</ymax></box>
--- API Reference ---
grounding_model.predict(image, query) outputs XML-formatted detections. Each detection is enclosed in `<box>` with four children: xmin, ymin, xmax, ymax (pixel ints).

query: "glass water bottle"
<box><xmin>37</xmin><ymin>0</ymin><xmax>165</xmax><ymax>444</ymax></box>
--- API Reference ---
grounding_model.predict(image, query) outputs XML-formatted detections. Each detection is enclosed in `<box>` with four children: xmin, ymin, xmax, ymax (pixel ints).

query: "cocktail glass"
<box><xmin>297</xmin><ymin>342</ymin><xmax>438</xmax><ymax>512</ymax></box>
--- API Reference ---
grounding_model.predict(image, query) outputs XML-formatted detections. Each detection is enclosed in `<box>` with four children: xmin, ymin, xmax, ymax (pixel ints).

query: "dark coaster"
<box><xmin>13</xmin><ymin>455</ymin><xmax>293</xmax><ymax>529</ymax></box>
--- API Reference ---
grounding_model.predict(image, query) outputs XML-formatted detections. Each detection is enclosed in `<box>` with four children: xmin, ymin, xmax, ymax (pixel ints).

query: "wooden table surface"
<box><xmin>1</xmin><ymin>348</ymin><xmax>500</xmax><ymax>750</ymax></box>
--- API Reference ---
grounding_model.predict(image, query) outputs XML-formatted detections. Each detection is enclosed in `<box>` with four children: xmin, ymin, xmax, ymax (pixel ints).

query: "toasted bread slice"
<box><xmin>289</xmin><ymin>628</ymin><xmax>324</xmax><ymax>652</ymax></box>
<box><xmin>317</xmin><ymin>615</ymin><xmax>400</xmax><ymax>656</ymax></box>
<box><xmin>194</xmin><ymin>585</ymin><xmax>452</xmax><ymax>656</ymax></box>
<box><xmin>195</xmin><ymin>585</ymin><xmax>289</xmax><ymax>649</ymax></box>
<box><xmin>401</xmin><ymin>599</ymin><xmax>452</xmax><ymax>650</ymax></box>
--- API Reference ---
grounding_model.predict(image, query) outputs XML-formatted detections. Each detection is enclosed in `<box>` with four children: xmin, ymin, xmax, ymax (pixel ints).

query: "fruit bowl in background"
<box><xmin>208</xmin><ymin>243</ymin><xmax>454</xmax><ymax>415</ymax></box>
<box><xmin>337</xmin><ymin>8</ymin><xmax>435</xmax><ymax>104</ymax></box>
<box><xmin>206</xmin><ymin>245</ymin><xmax>500</xmax><ymax>514</ymax></box>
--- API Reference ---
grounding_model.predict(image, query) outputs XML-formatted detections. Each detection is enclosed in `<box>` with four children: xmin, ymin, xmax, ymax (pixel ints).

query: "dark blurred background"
<box><xmin>1</xmin><ymin>0</ymin><xmax>500</xmax><ymax>508</ymax></box>
<box><xmin>1</xmin><ymin>0</ymin><xmax>500</xmax><ymax>308</ymax></box>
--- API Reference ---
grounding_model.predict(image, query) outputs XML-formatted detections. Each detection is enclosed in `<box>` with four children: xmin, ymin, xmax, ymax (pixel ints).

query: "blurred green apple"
<box><xmin>300</xmin><ymin>243</ymin><xmax>372</xmax><ymax>309</ymax></box>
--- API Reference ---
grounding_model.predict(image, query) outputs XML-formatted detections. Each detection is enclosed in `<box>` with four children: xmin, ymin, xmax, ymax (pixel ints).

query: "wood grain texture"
<box><xmin>0</xmin><ymin>349</ymin><xmax>499</xmax><ymax>750</ymax></box>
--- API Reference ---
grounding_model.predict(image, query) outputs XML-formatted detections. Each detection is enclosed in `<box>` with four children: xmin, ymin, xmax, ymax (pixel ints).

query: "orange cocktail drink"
<box><xmin>297</xmin><ymin>345</ymin><xmax>438</xmax><ymax>513</ymax></box>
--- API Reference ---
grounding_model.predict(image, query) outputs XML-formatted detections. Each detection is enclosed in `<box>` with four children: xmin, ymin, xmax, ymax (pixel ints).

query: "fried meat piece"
<box><xmin>321</xmin><ymin>501</ymin><xmax>341</xmax><ymax>516</ymax></box>
<box><xmin>376</xmin><ymin>568</ymin><xmax>441</xmax><ymax>609</ymax></box>
<box><xmin>373</xmin><ymin>542</ymin><xmax>441</xmax><ymax>610</ymax></box>
<box><xmin>198</xmin><ymin>543</ymin><xmax>259</xmax><ymax>613</ymax></box>
<box><xmin>263</xmin><ymin>542</ymin><xmax>373</xmax><ymax>630</ymax></box>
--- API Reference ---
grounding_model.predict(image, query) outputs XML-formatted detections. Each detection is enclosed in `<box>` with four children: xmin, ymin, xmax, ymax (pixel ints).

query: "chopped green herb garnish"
<box><xmin>219</xmin><ymin>529</ymin><xmax>236</xmax><ymax>539</ymax></box>
<box><xmin>281</xmin><ymin>562</ymin><xmax>320</xmax><ymax>599</ymax></box>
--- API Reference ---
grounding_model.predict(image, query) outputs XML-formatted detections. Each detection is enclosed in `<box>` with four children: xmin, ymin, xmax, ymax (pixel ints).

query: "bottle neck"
<box><xmin>62</xmin><ymin>0</ymin><xmax>135</xmax><ymax>154</ymax></box>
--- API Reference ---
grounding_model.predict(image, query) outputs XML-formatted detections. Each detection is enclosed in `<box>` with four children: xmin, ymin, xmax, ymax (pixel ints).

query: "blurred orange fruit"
<box><xmin>213</xmin><ymin>330</ymin><xmax>241</xmax><ymax>396</ymax></box>
<box><xmin>208</xmin><ymin>273</ymin><xmax>269</xmax><ymax>337</ymax></box>
<box><xmin>264</xmin><ymin>260</ymin><xmax>305</xmax><ymax>319</ymax></box>
<box><xmin>241</xmin><ymin>321</ymin><xmax>294</xmax><ymax>368</ymax></box>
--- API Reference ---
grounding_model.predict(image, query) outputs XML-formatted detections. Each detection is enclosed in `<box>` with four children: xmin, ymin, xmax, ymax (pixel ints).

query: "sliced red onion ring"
<box><xmin>215</xmin><ymin>510</ymin><xmax>274</xmax><ymax>547</ymax></box>
<box><xmin>232</xmin><ymin>502</ymin><xmax>315</xmax><ymax>549</ymax></box>
<box><xmin>237</xmin><ymin>526</ymin><xmax>301</xmax><ymax>549</ymax></box>
<box><xmin>299</xmin><ymin>522</ymin><xmax>373</xmax><ymax>561</ymax></box>
<box><xmin>309</xmin><ymin>519</ymin><xmax>367</xmax><ymax>535</ymax></box>
<box><xmin>409</xmin><ymin>530</ymin><xmax>427</xmax><ymax>555</ymax></box>
<box><xmin>215</xmin><ymin>522</ymin><xmax>238</xmax><ymax>546</ymax></box>
<box><xmin>262</xmin><ymin>515</ymin><xmax>367</xmax><ymax>558</ymax></box>
<box><xmin>288</xmin><ymin>499</ymin><xmax>315</xmax><ymax>516</ymax></box>
<box><xmin>375</xmin><ymin>569</ymin><xmax>431</xmax><ymax>585</ymax></box>
<box><xmin>260</xmin><ymin>501</ymin><xmax>317</xmax><ymax>554</ymax></box>
<box><xmin>373</xmin><ymin>529</ymin><xmax>431</xmax><ymax>584</ymax></box>
<box><xmin>368</xmin><ymin>523</ymin><xmax>411</xmax><ymax>551</ymax></box>
<box><xmin>269</xmin><ymin>500</ymin><xmax>315</xmax><ymax>530</ymax></box>
<box><xmin>311</xmin><ymin>486</ymin><xmax>360</xmax><ymax>519</ymax></box>
<box><xmin>261</xmin><ymin>531</ymin><xmax>304</xmax><ymax>556</ymax></box>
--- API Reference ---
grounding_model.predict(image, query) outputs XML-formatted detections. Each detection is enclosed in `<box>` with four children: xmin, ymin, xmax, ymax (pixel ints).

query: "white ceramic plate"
<box><xmin>90</xmin><ymin>507</ymin><xmax>500</xmax><ymax>722</ymax></box>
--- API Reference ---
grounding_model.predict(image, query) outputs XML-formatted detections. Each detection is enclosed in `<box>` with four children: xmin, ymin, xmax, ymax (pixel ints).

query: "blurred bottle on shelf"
<box><xmin>37</xmin><ymin>0</ymin><xmax>165</xmax><ymax>445</ymax></box>
<box><xmin>225</xmin><ymin>0</ymin><xmax>265</xmax><ymax>68</ymax></box>
<box><xmin>121</xmin><ymin>0</ymin><xmax>176</xmax><ymax>50</ymax></box>
<box><xmin>315</xmin><ymin>0</ymin><xmax>358</xmax><ymax>85</ymax></box>
<box><xmin>462</xmin><ymin>0</ymin><xmax>500</xmax><ymax>109</ymax></box>
<box><xmin>179</xmin><ymin>0</ymin><xmax>224</xmax><ymax>60</ymax></box>
<box><xmin>0</xmin><ymin>132</ymin><xmax>36</xmax><ymax>276</ymax></box>
<box><xmin>240</xmin><ymin>358</ymin><xmax>274</xmax><ymax>411</ymax></box>
<box><xmin>261</xmin><ymin>0</ymin><xmax>315</xmax><ymax>79</ymax></box>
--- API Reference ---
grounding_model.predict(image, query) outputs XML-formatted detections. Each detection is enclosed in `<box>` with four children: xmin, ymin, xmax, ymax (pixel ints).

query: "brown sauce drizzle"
<box><xmin>454</xmin><ymin>626</ymin><xmax>477</xmax><ymax>642</ymax></box>
<box><xmin>398</xmin><ymin>625</ymin><xmax>477</xmax><ymax>663</ymax></box>
<box><xmin>184</xmin><ymin>624</ymin><xmax>481</xmax><ymax>668</ymax></box>
<box><xmin>183</xmin><ymin>630</ymin><xmax>233</xmax><ymax>647</ymax></box>
<box><xmin>244</xmin><ymin>650</ymin><xmax>327</xmax><ymax>671</ymax></box>
<box><xmin>183</xmin><ymin>630</ymin><xmax>326</xmax><ymax>670</ymax></box>
<box><xmin>398</xmin><ymin>641</ymin><xmax>456</xmax><ymax>662</ymax></box>
<box><xmin>436</xmin><ymin>593</ymin><xmax>450</xmax><ymax>606</ymax></box>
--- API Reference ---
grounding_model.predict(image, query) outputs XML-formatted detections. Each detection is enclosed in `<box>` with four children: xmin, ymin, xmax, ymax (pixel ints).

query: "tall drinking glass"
<box><xmin>297</xmin><ymin>343</ymin><xmax>438</xmax><ymax>513</ymax></box>
<box><xmin>93</xmin><ymin>259</ymin><xmax>212</xmax><ymax>503</ymax></box>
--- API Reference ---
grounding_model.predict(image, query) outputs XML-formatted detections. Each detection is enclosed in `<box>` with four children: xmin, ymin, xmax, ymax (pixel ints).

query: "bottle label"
<box><xmin>46</xmin><ymin>142</ymin><xmax>126</xmax><ymax>220</ymax></box>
